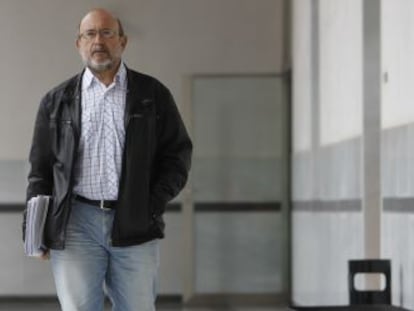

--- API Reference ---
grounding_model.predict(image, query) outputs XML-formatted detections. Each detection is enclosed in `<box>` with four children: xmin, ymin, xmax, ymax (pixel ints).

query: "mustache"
<box><xmin>91</xmin><ymin>45</ymin><xmax>109</xmax><ymax>54</ymax></box>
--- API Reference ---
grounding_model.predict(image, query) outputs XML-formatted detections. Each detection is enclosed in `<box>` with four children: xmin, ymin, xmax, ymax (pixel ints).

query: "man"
<box><xmin>24</xmin><ymin>8</ymin><xmax>192</xmax><ymax>311</ymax></box>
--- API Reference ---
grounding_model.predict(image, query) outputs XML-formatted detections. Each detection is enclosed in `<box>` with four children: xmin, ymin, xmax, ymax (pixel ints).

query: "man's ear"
<box><xmin>120</xmin><ymin>36</ymin><xmax>128</xmax><ymax>49</ymax></box>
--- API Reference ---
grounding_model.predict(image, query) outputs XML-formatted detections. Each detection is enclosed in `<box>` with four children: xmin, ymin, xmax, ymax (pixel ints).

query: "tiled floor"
<box><xmin>0</xmin><ymin>300</ymin><xmax>291</xmax><ymax>311</ymax></box>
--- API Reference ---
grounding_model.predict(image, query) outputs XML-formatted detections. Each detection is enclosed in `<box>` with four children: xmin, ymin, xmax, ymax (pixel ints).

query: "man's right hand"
<box><xmin>38</xmin><ymin>249</ymin><xmax>50</xmax><ymax>261</ymax></box>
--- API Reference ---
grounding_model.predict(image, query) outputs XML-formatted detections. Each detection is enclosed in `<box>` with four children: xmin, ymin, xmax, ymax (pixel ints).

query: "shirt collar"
<box><xmin>82</xmin><ymin>62</ymin><xmax>127</xmax><ymax>90</ymax></box>
<box><xmin>115</xmin><ymin>62</ymin><xmax>127</xmax><ymax>89</ymax></box>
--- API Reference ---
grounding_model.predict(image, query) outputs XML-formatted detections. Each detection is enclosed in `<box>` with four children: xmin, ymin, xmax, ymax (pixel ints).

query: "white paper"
<box><xmin>24</xmin><ymin>195</ymin><xmax>50</xmax><ymax>257</ymax></box>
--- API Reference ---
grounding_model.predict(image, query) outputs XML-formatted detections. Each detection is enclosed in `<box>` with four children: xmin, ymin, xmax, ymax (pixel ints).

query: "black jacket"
<box><xmin>25</xmin><ymin>67</ymin><xmax>192</xmax><ymax>249</ymax></box>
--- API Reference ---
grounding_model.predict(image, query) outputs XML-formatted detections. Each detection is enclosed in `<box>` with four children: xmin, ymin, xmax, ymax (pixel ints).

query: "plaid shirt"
<box><xmin>72</xmin><ymin>64</ymin><xmax>127</xmax><ymax>200</ymax></box>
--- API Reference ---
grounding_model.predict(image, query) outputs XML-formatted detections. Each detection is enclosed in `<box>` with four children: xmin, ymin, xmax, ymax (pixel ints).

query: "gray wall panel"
<box><xmin>0</xmin><ymin>160</ymin><xmax>27</xmax><ymax>204</ymax></box>
<box><xmin>292</xmin><ymin>209</ymin><xmax>363</xmax><ymax>305</ymax></box>
<box><xmin>194</xmin><ymin>212</ymin><xmax>288</xmax><ymax>294</ymax></box>
<box><xmin>194</xmin><ymin>158</ymin><xmax>286</xmax><ymax>202</ymax></box>
<box><xmin>383</xmin><ymin>211</ymin><xmax>414</xmax><ymax>308</ymax></box>
<box><xmin>292</xmin><ymin>138</ymin><xmax>361</xmax><ymax>202</ymax></box>
<box><xmin>382</xmin><ymin>124</ymin><xmax>414</xmax><ymax>198</ymax></box>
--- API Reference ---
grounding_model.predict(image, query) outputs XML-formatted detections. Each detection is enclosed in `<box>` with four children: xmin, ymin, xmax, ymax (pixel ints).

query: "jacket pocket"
<box><xmin>49</xmin><ymin>118</ymin><xmax>73</xmax><ymax>156</ymax></box>
<box><xmin>149</xmin><ymin>195</ymin><xmax>165</xmax><ymax>237</ymax></box>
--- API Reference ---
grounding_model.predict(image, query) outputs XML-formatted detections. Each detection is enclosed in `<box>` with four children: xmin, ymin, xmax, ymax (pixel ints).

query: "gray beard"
<box><xmin>84</xmin><ymin>58</ymin><xmax>113</xmax><ymax>73</ymax></box>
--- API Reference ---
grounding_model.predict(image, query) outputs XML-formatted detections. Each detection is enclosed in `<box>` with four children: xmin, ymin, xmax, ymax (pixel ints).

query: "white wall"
<box><xmin>382</xmin><ymin>0</ymin><xmax>414</xmax><ymax>309</ymax></box>
<box><xmin>382</xmin><ymin>0</ymin><xmax>414</xmax><ymax>129</ymax></box>
<box><xmin>292</xmin><ymin>0</ymin><xmax>365</xmax><ymax>305</ymax></box>
<box><xmin>293</xmin><ymin>0</ymin><xmax>414</xmax><ymax>309</ymax></box>
<box><xmin>0</xmin><ymin>0</ymin><xmax>286</xmax><ymax>160</ymax></box>
<box><xmin>319</xmin><ymin>0</ymin><xmax>363</xmax><ymax>146</ymax></box>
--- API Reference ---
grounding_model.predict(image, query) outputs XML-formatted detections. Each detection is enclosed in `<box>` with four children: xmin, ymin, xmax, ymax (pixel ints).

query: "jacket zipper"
<box><xmin>61</xmin><ymin>95</ymin><xmax>81</xmax><ymax>248</ymax></box>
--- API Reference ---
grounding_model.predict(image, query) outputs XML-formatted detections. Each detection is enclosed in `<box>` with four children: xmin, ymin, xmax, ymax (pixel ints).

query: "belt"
<box><xmin>74</xmin><ymin>194</ymin><xmax>117</xmax><ymax>210</ymax></box>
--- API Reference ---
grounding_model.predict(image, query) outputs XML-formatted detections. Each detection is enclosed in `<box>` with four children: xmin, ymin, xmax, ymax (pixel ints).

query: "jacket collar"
<box><xmin>124</xmin><ymin>66</ymin><xmax>155</xmax><ymax>127</ymax></box>
<box><xmin>61</xmin><ymin>65</ymin><xmax>155</xmax><ymax>131</ymax></box>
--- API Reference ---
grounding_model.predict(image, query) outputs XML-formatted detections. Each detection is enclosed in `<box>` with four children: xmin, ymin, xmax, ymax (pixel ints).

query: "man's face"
<box><xmin>76</xmin><ymin>11</ymin><xmax>127</xmax><ymax>73</ymax></box>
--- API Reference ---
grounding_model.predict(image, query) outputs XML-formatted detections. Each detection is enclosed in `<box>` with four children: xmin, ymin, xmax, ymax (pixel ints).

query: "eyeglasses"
<box><xmin>78</xmin><ymin>29</ymin><xmax>120</xmax><ymax>41</ymax></box>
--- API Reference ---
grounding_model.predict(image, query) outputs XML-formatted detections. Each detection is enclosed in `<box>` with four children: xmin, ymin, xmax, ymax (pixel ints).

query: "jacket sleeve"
<box><xmin>150</xmin><ymin>85</ymin><xmax>192</xmax><ymax>215</ymax></box>
<box><xmin>27</xmin><ymin>96</ymin><xmax>54</xmax><ymax>199</ymax></box>
<box><xmin>23</xmin><ymin>96</ymin><xmax>54</xmax><ymax>241</ymax></box>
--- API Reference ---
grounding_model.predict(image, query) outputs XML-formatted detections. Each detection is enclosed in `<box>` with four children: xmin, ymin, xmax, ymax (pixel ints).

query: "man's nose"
<box><xmin>93</xmin><ymin>32</ymin><xmax>105</xmax><ymax>43</ymax></box>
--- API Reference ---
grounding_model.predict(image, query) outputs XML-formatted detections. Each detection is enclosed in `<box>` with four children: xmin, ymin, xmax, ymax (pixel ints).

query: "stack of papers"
<box><xmin>24</xmin><ymin>195</ymin><xmax>50</xmax><ymax>257</ymax></box>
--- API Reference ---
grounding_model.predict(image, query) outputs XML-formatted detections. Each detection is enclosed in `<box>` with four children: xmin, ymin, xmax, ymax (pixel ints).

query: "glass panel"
<box><xmin>191</xmin><ymin>75</ymin><xmax>289</xmax><ymax>294</ymax></box>
<box><xmin>192</xmin><ymin>76</ymin><xmax>288</xmax><ymax>203</ymax></box>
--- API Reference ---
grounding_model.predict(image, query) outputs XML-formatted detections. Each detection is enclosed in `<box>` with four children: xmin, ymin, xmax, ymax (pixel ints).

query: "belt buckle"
<box><xmin>99</xmin><ymin>200</ymin><xmax>111</xmax><ymax>211</ymax></box>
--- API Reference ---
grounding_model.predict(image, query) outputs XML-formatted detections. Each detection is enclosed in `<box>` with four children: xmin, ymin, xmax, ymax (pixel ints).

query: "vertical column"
<box><xmin>181</xmin><ymin>76</ymin><xmax>195</xmax><ymax>303</ymax></box>
<box><xmin>311</xmin><ymin>0</ymin><xmax>320</xmax><ymax>202</ymax></box>
<box><xmin>311</xmin><ymin>0</ymin><xmax>320</xmax><ymax>198</ymax></box>
<box><xmin>363</xmin><ymin>0</ymin><xmax>381</xmax><ymax>259</ymax></box>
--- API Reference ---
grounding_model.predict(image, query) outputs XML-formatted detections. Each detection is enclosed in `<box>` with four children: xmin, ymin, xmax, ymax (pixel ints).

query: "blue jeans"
<box><xmin>50</xmin><ymin>199</ymin><xmax>159</xmax><ymax>311</ymax></box>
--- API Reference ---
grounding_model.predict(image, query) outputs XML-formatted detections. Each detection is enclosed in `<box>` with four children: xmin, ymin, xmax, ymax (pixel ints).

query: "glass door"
<box><xmin>183</xmin><ymin>74</ymin><xmax>291</xmax><ymax>305</ymax></box>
